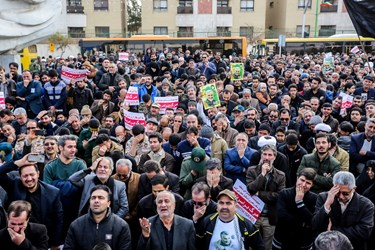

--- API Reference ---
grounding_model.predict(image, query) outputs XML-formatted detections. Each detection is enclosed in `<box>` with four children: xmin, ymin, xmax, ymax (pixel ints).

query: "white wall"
<box><xmin>36</xmin><ymin>44</ymin><xmax>81</xmax><ymax>58</ymax></box>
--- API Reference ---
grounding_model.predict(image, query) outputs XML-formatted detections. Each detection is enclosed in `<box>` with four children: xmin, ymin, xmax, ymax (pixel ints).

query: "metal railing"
<box><xmin>177</xmin><ymin>6</ymin><xmax>193</xmax><ymax>14</ymax></box>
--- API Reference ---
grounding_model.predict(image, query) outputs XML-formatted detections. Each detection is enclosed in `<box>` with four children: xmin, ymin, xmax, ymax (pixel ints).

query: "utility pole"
<box><xmin>301</xmin><ymin>0</ymin><xmax>311</xmax><ymax>38</ymax></box>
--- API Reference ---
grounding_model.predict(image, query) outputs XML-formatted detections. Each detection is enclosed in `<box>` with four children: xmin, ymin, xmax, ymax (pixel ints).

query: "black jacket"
<box><xmin>68</xmin><ymin>86</ymin><xmax>94</xmax><ymax>111</ymax></box>
<box><xmin>138</xmin><ymin>171</ymin><xmax>180</xmax><ymax>200</ymax></box>
<box><xmin>181</xmin><ymin>199</ymin><xmax>217</xmax><ymax>228</ymax></box>
<box><xmin>196</xmin><ymin>175</ymin><xmax>233</xmax><ymax>202</ymax></box>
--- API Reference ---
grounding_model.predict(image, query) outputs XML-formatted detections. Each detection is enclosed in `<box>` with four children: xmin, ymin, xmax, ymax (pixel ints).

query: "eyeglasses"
<box><xmin>117</xmin><ymin>173</ymin><xmax>129</xmax><ymax>179</ymax></box>
<box><xmin>269</xmin><ymin>115</ymin><xmax>278</xmax><ymax>118</ymax></box>
<box><xmin>202</xmin><ymin>57</ymin><xmax>207</xmax><ymax>59</ymax></box>
<box><xmin>337</xmin><ymin>191</ymin><xmax>351</xmax><ymax>196</ymax></box>
<box><xmin>27</xmin><ymin>127</ymin><xmax>36</xmax><ymax>130</ymax></box>
<box><xmin>44</xmin><ymin>142</ymin><xmax>56</xmax><ymax>146</ymax></box>
<box><xmin>192</xmin><ymin>201</ymin><xmax>208</xmax><ymax>207</ymax></box>
<box><xmin>280</xmin><ymin>118</ymin><xmax>289</xmax><ymax>121</ymax></box>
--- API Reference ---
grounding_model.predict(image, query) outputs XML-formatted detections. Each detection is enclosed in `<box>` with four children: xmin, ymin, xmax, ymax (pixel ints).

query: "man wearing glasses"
<box><xmin>312</xmin><ymin>171</ymin><xmax>374</xmax><ymax>250</ymax></box>
<box><xmin>271</xmin><ymin>108</ymin><xmax>300</xmax><ymax>136</ymax></box>
<box><xmin>197</xmin><ymin>52</ymin><xmax>216</xmax><ymax>79</ymax></box>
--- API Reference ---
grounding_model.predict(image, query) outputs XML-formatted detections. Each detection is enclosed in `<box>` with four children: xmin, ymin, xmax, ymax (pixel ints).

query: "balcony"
<box><xmin>320</xmin><ymin>5</ymin><xmax>338</xmax><ymax>12</ymax></box>
<box><xmin>319</xmin><ymin>29</ymin><xmax>336</xmax><ymax>37</ymax></box>
<box><xmin>177</xmin><ymin>6</ymin><xmax>193</xmax><ymax>14</ymax></box>
<box><xmin>217</xmin><ymin>6</ymin><xmax>232</xmax><ymax>14</ymax></box>
<box><xmin>67</xmin><ymin>5</ymin><xmax>84</xmax><ymax>13</ymax></box>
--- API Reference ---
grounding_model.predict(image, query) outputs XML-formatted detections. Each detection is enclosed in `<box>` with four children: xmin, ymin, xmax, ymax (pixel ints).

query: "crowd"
<box><xmin>0</xmin><ymin>47</ymin><xmax>375</xmax><ymax>250</ymax></box>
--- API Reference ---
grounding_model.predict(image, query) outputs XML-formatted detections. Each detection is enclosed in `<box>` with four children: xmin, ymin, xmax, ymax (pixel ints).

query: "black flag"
<box><xmin>343</xmin><ymin>0</ymin><xmax>375</xmax><ymax>38</ymax></box>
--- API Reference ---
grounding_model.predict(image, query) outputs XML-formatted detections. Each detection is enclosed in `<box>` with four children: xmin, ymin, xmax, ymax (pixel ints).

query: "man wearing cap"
<box><xmin>196</xmin><ymin>189</ymin><xmax>264</xmax><ymax>250</ymax></box>
<box><xmin>246</xmin><ymin>144</ymin><xmax>286</xmax><ymax>250</ymax></box>
<box><xmin>179</xmin><ymin>147</ymin><xmax>209</xmax><ymax>199</ymax></box>
<box><xmin>43</xmin><ymin>69</ymin><xmax>67</xmax><ymax>113</ymax></box>
<box><xmin>298</xmin><ymin>133</ymin><xmax>340</xmax><ymax>193</ymax></box>
<box><xmin>145</xmin><ymin>118</ymin><xmax>159</xmax><ymax>135</ymax></box>
<box><xmin>354</xmin><ymin>75</ymin><xmax>375</xmax><ymax>101</ymax></box>
<box><xmin>37</xmin><ymin>110</ymin><xmax>58</xmax><ymax>136</ymax></box>
<box><xmin>146</xmin><ymin>103</ymin><xmax>161</xmax><ymax>120</ymax></box>
<box><xmin>230</xmin><ymin>105</ymin><xmax>246</xmax><ymax>133</ymax></box>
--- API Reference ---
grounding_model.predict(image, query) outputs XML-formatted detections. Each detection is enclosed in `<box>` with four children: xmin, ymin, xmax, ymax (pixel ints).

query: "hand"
<box><xmin>49</xmin><ymin>106</ymin><xmax>56</xmax><ymax>111</ymax></box>
<box><xmin>211</xmin><ymin>172</ymin><xmax>220</xmax><ymax>188</ymax></box>
<box><xmin>193</xmin><ymin>205</ymin><xmax>207</xmax><ymax>222</ymax></box>
<box><xmin>261</xmin><ymin>161</ymin><xmax>271</xmax><ymax>176</ymax></box>
<box><xmin>216</xmin><ymin>121</ymin><xmax>223</xmax><ymax>132</ymax></box>
<box><xmin>16</xmin><ymin>96</ymin><xmax>25</xmax><ymax>101</ymax></box>
<box><xmin>14</xmin><ymin>154</ymin><xmax>37</xmax><ymax>168</ymax></box>
<box><xmin>98</xmin><ymin>99</ymin><xmax>104</xmax><ymax>106</ymax></box>
<box><xmin>23</xmin><ymin>79</ymin><xmax>30</xmax><ymax>87</ymax></box>
<box><xmin>7</xmin><ymin>227</ymin><xmax>26</xmax><ymax>246</ymax></box>
<box><xmin>327</xmin><ymin>218</ymin><xmax>332</xmax><ymax>231</ymax></box>
<box><xmin>324</xmin><ymin>185</ymin><xmax>340</xmax><ymax>210</ymax></box>
<box><xmin>133</xmin><ymin>134</ymin><xmax>144</xmax><ymax>145</ymax></box>
<box><xmin>90</xmin><ymin>131</ymin><xmax>98</xmax><ymax>140</ymax></box>
<box><xmin>91</xmin><ymin>157</ymin><xmax>103</xmax><ymax>171</ymax></box>
<box><xmin>139</xmin><ymin>218</ymin><xmax>151</xmax><ymax>238</ymax></box>
<box><xmin>359</xmin><ymin>150</ymin><xmax>367</xmax><ymax>156</ymax></box>
<box><xmin>191</xmin><ymin>169</ymin><xmax>197</xmax><ymax>176</ymax></box>
<box><xmin>98</xmin><ymin>145</ymin><xmax>108</xmax><ymax>156</ymax></box>
<box><xmin>295</xmin><ymin>184</ymin><xmax>305</xmax><ymax>201</ymax></box>
<box><xmin>80</xmin><ymin>116</ymin><xmax>90</xmax><ymax>126</ymax></box>
<box><xmin>237</xmin><ymin>146</ymin><xmax>245</xmax><ymax>159</ymax></box>
<box><xmin>108</xmin><ymin>86</ymin><xmax>115</xmax><ymax>92</ymax></box>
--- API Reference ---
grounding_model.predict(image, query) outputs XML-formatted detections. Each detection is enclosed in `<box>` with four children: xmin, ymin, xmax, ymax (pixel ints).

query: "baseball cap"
<box><xmin>190</xmin><ymin>147</ymin><xmax>207</xmax><ymax>172</ymax></box>
<box><xmin>0</xmin><ymin>142</ymin><xmax>13</xmax><ymax>162</ymax></box>
<box><xmin>217</xmin><ymin>189</ymin><xmax>237</xmax><ymax>202</ymax></box>
<box><xmin>232</xmin><ymin>105</ymin><xmax>245</xmax><ymax>113</ymax></box>
<box><xmin>151</xmin><ymin>103</ymin><xmax>160</xmax><ymax>109</ymax></box>
<box><xmin>146</xmin><ymin>118</ymin><xmax>159</xmax><ymax>125</ymax></box>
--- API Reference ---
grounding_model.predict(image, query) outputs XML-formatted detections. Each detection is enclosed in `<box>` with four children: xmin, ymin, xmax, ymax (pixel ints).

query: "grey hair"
<box><xmin>260</xmin><ymin>144</ymin><xmax>277</xmax><ymax>156</ymax></box>
<box><xmin>242</xmin><ymin>88</ymin><xmax>251</xmax><ymax>94</ymax></box>
<box><xmin>314</xmin><ymin>231</ymin><xmax>353</xmax><ymax>250</ymax></box>
<box><xmin>366</xmin><ymin>118</ymin><xmax>375</xmax><ymax>125</ymax></box>
<box><xmin>268</xmin><ymin>103</ymin><xmax>278</xmax><ymax>110</ymax></box>
<box><xmin>58</xmin><ymin>134</ymin><xmax>78</xmax><ymax>147</ymax></box>
<box><xmin>156</xmin><ymin>190</ymin><xmax>175</xmax><ymax>204</ymax></box>
<box><xmin>215</xmin><ymin>113</ymin><xmax>229</xmax><ymax>123</ymax></box>
<box><xmin>100</xmin><ymin>157</ymin><xmax>114</xmax><ymax>171</ymax></box>
<box><xmin>332</xmin><ymin>171</ymin><xmax>356</xmax><ymax>190</ymax></box>
<box><xmin>116</xmin><ymin>158</ymin><xmax>132</xmax><ymax>171</ymax></box>
<box><xmin>13</xmin><ymin>107</ymin><xmax>27</xmax><ymax>116</ymax></box>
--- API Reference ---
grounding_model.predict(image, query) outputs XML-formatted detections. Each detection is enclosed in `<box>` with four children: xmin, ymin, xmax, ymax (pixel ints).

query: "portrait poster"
<box><xmin>200</xmin><ymin>83</ymin><xmax>220</xmax><ymax>110</ymax></box>
<box><xmin>230</xmin><ymin>63</ymin><xmax>244</xmax><ymax>80</ymax></box>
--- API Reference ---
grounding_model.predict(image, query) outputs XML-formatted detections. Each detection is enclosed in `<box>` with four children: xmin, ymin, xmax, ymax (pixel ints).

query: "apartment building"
<box><xmin>141</xmin><ymin>0</ymin><xmax>267</xmax><ymax>39</ymax></box>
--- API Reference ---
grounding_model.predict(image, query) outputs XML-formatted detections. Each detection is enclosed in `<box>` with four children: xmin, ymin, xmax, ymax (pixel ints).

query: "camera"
<box><xmin>28</xmin><ymin>154</ymin><xmax>45</xmax><ymax>163</ymax></box>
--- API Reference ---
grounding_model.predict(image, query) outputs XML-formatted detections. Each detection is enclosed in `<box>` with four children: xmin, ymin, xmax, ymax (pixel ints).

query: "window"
<box><xmin>94</xmin><ymin>0</ymin><xmax>108</xmax><ymax>11</ymax></box>
<box><xmin>179</xmin><ymin>0</ymin><xmax>192</xmax><ymax>6</ymax></box>
<box><xmin>320</xmin><ymin>0</ymin><xmax>338</xmax><ymax>12</ymax></box>
<box><xmin>95</xmin><ymin>26</ymin><xmax>110</xmax><ymax>38</ymax></box>
<box><xmin>67</xmin><ymin>0</ymin><xmax>82</xmax><ymax>6</ymax></box>
<box><xmin>240</xmin><ymin>0</ymin><xmax>254</xmax><ymax>11</ymax></box>
<box><xmin>68</xmin><ymin>27</ymin><xmax>85</xmax><ymax>38</ymax></box>
<box><xmin>217</xmin><ymin>0</ymin><xmax>228</xmax><ymax>7</ymax></box>
<box><xmin>217</xmin><ymin>27</ymin><xmax>230</xmax><ymax>37</ymax></box>
<box><xmin>154</xmin><ymin>0</ymin><xmax>167</xmax><ymax>11</ymax></box>
<box><xmin>240</xmin><ymin>26</ymin><xmax>254</xmax><ymax>38</ymax></box>
<box><xmin>319</xmin><ymin>25</ymin><xmax>336</xmax><ymax>36</ymax></box>
<box><xmin>298</xmin><ymin>0</ymin><xmax>311</xmax><ymax>9</ymax></box>
<box><xmin>178</xmin><ymin>27</ymin><xmax>193</xmax><ymax>37</ymax></box>
<box><xmin>296</xmin><ymin>25</ymin><xmax>310</xmax><ymax>37</ymax></box>
<box><xmin>154</xmin><ymin>26</ymin><xmax>168</xmax><ymax>35</ymax></box>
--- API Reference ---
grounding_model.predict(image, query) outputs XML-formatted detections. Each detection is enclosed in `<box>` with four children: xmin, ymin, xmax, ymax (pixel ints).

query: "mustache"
<box><xmin>220</xmin><ymin>209</ymin><xmax>230</xmax><ymax>213</ymax></box>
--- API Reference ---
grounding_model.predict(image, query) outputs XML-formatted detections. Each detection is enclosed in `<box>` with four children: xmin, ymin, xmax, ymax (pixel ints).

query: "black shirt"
<box><xmin>25</xmin><ymin>184</ymin><xmax>42</xmax><ymax>224</ymax></box>
<box><xmin>162</xmin><ymin>220</ymin><xmax>174</xmax><ymax>250</ymax></box>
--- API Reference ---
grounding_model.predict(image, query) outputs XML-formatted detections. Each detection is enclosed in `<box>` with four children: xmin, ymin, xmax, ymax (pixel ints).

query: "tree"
<box><xmin>48</xmin><ymin>32</ymin><xmax>71</xmax><ymax>57</ymax></box>
<box><xmin>127</xmin><ymin>0</ymin><xmax>142</xmax><ymax>35</ymax></box>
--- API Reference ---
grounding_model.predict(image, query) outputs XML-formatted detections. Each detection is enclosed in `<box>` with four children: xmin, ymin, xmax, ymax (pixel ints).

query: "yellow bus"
<box><xmin>261</xmin><ymin>37</ymin><xmax>375</xmax><ymax>55</ymax></box>
<box><xmin>19</xmin><ymin>45</ymin><xmax>38</xmax><ymax>70</ymax></box>
<box><xmin>79</xmin><ymin>35</ymin><xmax>247</xmax><ymax>58</ymax></box>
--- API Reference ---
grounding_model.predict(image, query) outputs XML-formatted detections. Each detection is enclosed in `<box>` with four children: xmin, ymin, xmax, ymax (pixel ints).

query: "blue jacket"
<box><xmin>224</xmin><ymin>147</ymin><xmax>256</xmax><ymax>183</ymax></box>
<box><xmin>0</xmin><ymin>162</ymin><xmax>64</xmax><ymax>246</ymax></box>
<box><xmin>349</xmin><ymin>133</ymin><xmax>375</xmax><ymax>174</ymax></box>
<box><xmin>16</xmin><ymin>80</ymin><xmax>44</xmax><ymax>115</ymax></box>
<box><xmin>43</xmin><ymin>80</ymin><xmax>67</xmax><ymax>110</ymax></box>
<box><xmin>134</xmin><ymin>83</ymin><xmax>159</xmax><ymax>102</ymax></box>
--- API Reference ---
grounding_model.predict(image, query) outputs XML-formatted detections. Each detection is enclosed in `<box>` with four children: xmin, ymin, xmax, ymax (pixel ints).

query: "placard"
<box><xmin>339</xmin><ymin>92</ymin><xmax>354</xmax><ymax>116</ymax></box>
<box><xmin>118</xmin><ymin>52</ymin><xmax>129</xmax><ymax>61</ymax></box>
<box><xmin>123</xmin><ymin>110</ymin><xmax>146</xmax><ymax>130</ymax></box>
<box><xmin>230</xmin><ymin>63</ymin><xmax>244</xmax><ymax>80</ymax></box>
<box><xmin>233</xmin><ymin>179</ymin><xmax>265</xmax><ymax>224</ymax></box>
<box><xmin>154</xmin><ymin>96</ymin><xmax>179</xmax><ymax>114</ymax></box>
<box><xmin>61</xmin><ymin>66</ymin><xmax>87</xmax><ymax>84</ymax></box>
<box><xmin>124</xmin><ymin>86</ymin><xmax>139</xmax><ymax>106</ymax></box>
<box><xmin>0</xmin><ymin>92</ymin><xmax>5</xmax><ymax>109</ymax></box>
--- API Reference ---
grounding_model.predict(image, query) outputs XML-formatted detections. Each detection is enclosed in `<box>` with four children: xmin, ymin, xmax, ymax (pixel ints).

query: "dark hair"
<box><xmin>192</xmin><ymin>182</ymin><xmax>210</xmax><ymax>199</ymax></box>
<box><xmin>206</xmin><ymin>158</ymin><xmax>222</xmax><ymax>170</ymax></box>
<box><xmin>275</xmin><ymin>126</ymin><xmax>286</xmax><ymax>134</ymax></box>
<box><xmin>243</xmin><ymin>119</ymin><xmax>255</xmax><ymax>129</ymax></box>
<box><xmin>328</xmin><ymin>134</ymin><xmax>337</xmax><ymax>148</ymax></box>
<box><xmin>142</xmin><ymin>94</ymin><xmax>151</xmax><ymax>103</ymax></box>
<box><xmin>103</xmin><ymin>90</ymin><xmax>113</xmax><ymax>98</ymax></box>
<box><xmin>93</xmin><ymin>242</ymin><xmax>112</xmax><ymax>250</ymax></box>
<box><xmin>58</xmin><ymin>127</ymin><xmax>71</xmax><ymax>136</ymax></box>
<box><xmin>144</xmin><ymin>160</ymin><xmax>160</xmax><ymax>173</ymax></box>
<box><xmin>297</xmin><ymin>168</ymin><xmax>317</xmax><ymax>181</ymax></box>
<box><xmin>8</xmin><ymin>200</ymin><xmax>32</xmax><ymax>219</ymax></box>
<box><xmin>48</xmin><ymin>69</ymin><xmax>58</xmax><ymax>78</ymax></box>
<box><xmin>280</xmin><ymin>108</ymin><xmax>291</xmax><ymax>116</ymax></box>
<box><xmin>186</xmin><ymin>126</ymin><xmax>199</xmax><ymax>136</ymax></box>
<box><xmin>132</xmin><ymin>124</ymin><xmax>145</xmax><ymax>136</ymax></box>
<box><xmin>90</xmin><ymin>185</ymin><xmax>112</xmax><ymax>201</ymax></box>
<box><xmin>95</xmin><ymin>134</ymin><xmax>110</xmax><ymax>144</ymax></box>
<box><xmin>148</xmin><ymin>132</ymin><xmax>163</xmax><ymax>143</ymax></box>
<box><xmin>288</xmin><ymin>84</ymin><xmax>298</xmax><ymax>90</ymax></box>
<box><xmin>339</xmin><ymin>121</ymin><xmax>354</xmax><ymax>133</ymax></box>
<box><xmin>9</xmin><ymin>62</ymin><xmax>19</xmax><ymax>69</ymax></box>
<box><xmin>168</xmin><ymin>134</ymin><xmax>181</xmax><ymax>146</ymax></box>
<box><xmin>321</xmin><ymin>102</ymin><xmax>332</xmax><ymax>109</ymax></box>
<box><xmin>150</xmin><ymin>174</ymin><xmax>168</xmax><ymax>187</ymax></box>
<box><xmin>286</xmin><ymin>133</ymin><xmax>299</xmax><ymax>145</ymax></box>
<box><xmin>109</xmin><ymin>150</ymin><xmax>124</xmax><ymax>166</ymax></box>
<box><xmin>315</xmin><ymin>132</ymin><xmax>330</xmax><ymax>142</ymax></box>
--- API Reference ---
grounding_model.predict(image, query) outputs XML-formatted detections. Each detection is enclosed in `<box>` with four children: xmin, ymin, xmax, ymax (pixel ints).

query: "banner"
<box><xmin>123</xmin><ymin>110</ymin><xmax>146</xmax><ymax>130</ymax></box>
<box><xmin>124</xmin><ymin>86</ymin><xmax>139</xmax><ymax>106</ymax></box>
<box><xmin>343</xmin><ymin>0</ymin><xmax>375</xmax><ymax>38</ymax></box>
<box><xmin>339</xmin><ymin>92</ymin><xmax>353</xmax><ymax>116</ymax></box>
<box><xmin>233</xmin><ymin>180</ymin><xmax>264</xmax><ymax>224</ymax></box>
<box><xmin>61</xmin><ymin>66</ymin><xmax>87</xmax><ymax>84</ymax></box>
<box><xmin>230</xmin><ymin>63</ymin><xmax>244</xmax><ymax>81</ymax></box>
<box><xmin>154</xmin><ymin>96</ymin><xmax>179</xmax><ymax>114</ymax></box>
<box><xmin>200</xmin><ymin>84</ymin><xmax>220</xmax><ymax>110</ymax></box>
<box><xmin>118</xmin><ymin>52</ymin><xmax>129</xmax><ymax>61</ymax></box>
<box><xmin>0</xmin><ymin>92</ymin><xmax>5</xmax><ymax>109</ymax></box>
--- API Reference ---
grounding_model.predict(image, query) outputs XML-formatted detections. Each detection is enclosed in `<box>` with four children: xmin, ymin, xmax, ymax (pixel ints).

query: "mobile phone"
<box><xmin>28</xmin><ymin>154</ymin><xmax>45</xmax><ymax>163</ymax></box>
<box><xmin>35</xmin><ymin>130</ymin><xmax>46</xmax><ymax>136</ymax></box>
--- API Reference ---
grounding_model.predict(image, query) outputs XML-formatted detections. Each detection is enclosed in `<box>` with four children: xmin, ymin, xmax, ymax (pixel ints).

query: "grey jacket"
<box><xmin>69</xmin><ymin>170</ymin><xmax>129</xmax><ymax>218</ymax></box>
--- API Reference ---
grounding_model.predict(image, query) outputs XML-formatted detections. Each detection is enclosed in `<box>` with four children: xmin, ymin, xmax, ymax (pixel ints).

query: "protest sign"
<box><xmin>123</xmin><ymin>110</ymin><xmax>146</xmax><ymax>130</ymax></box>
<box><xmin>200</xmin><ymin>84</ymin><xmax>220</xmax><ymax>110</ymax></box>
<box><xmin>154</xmin><ymin>96</ymin><xmax>179</xmax><ymax>114</ymax></box>
<box><xmin>124</xmin><ymin>86</ymin><xmax>139</xmax><ymax>106</ymax></box>
<box><xmin>233</xmin><ymin>179</ymin><xmax>264</xmax><ymax>224</ymax></box>
<box><xmin>339</xmin><ymin>92</ymin><xmax>353</xmax><ymax>116</ymax></box>
<box><xmin>323</xmin><ymin>53</ymin><xmax>334</xmax><ymax>74</ymax></box>
<box><xmin>61</xmin><ymin>66</ymin><xmax>87</xmax><ymax>84</ymax></box>
<box><xmin>118</xmin><ymin>52</ymin><xmax>129</xmax><ymax>61</ymax></box>
<box><xmin>230</xmin><ymin>63</ymin><xmax>244</xmax><ymax>80</ymax></box>
<box><xmin>0</xmin><ymin>92</ymin><xmax>5</xmax><ymax>109</ymax></box>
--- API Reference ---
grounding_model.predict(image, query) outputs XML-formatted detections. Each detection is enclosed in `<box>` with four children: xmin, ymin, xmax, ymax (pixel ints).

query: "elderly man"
<box><xmin>64</xmin><ymin>185</ymin><xmax>131</xmax><ymax>250</ymax></box>
<box><xmin>138</xmin><ymin>190</ymin><xmax>196</xmax><ymax>250</ymax></box>
<box><xmin>246</xmin><ymin>144</ymin><xmax>286</xmax><ymax>250</ymax></box>
<box><xmin>196</xmin><ymin>189</ymin><xmax>264</xmax><ymax>250</ymax></box>
<box><xmin>69</xmin><ymin>157</ymin><xmax>129</xmax><ymax>218</ymax></box>
<box><xmin>214</xmin><ymin>113</ymin><xmax>238</xmax><ymax>148</ymax></box>
<box><xmin>0</xmin><ymin>201</ymin><xmax>49</xmax><ymax>249</ymax></box>
<box><xmin>98</xmin><ymin>63</ymin><xmax>123</xmax><ymax>92</ymax></box>
<box><xmin>125</xmin><ymin>124</ymin><xmax>150</xmax><ymax>165</ymax></box>
<box><xmin>11</xmin><ymin>107</ymin><xmax>29</xmax><ymax>137</ymax></box>
<box><xmin>312</xmin><ymin>171</ymin><xmax>374</xmax><ymax>250</ymax></box>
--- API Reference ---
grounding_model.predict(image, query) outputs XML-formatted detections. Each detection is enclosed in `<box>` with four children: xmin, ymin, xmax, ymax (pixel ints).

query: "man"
<box><xmin>224</xmin><ymin>133</ymin><xmax>256</xmax><ymax>183</ymax></box>
<box><xmin>69</xmin><ymin>157</ymin><xmax>129</xmax><ymax>218</ymax></box>
<box><xmin>320</xmin><ymin>103</ymin><xmax>339</xmax><ymax>133</ymax></box>
<box><xmin>145</xmin><ymin>118</ymin><xmax>159</xmax><ymax>135</ymax></box>
<box><xmin>271</xmin><ymin>108</ymin><xmax>300</xmax><ymax>135</ymax></box>
<box><xmin>137</xmin><ymin>174</ymin><xmax>184</xmax><ymax>219</ymax></box>
<box><xmin>230</xmin><ymin>105</ymin><xmax>246</xmax><ymax>132</ymax></box>
<box><xmin>177</xmin><ymin>126</ymin><xmax>211</xmax><ymax>160</ymax></box>
<box><xmin>94</xmin><ymin>57</ymin><xmax>110</xmax><ymax>84</ymax></box>
<box><xmin>196</xmin><ymin>158</ymin><xmax>233</xmax><ymax>202</ymax></box>
<box><xmin>273</xmin><ymin>168</ymin><xmax>318</xmax><ymax>250</ymax></box>
<box><xmin>37</xmin><ymin>110</ymin><xmax>59</xmax><ymax>136</ymax></box>
<box><xmin>146</xmin><ymin>103</ymin><xmax>161</xmax><ymax>120</ymax></box>
<box><xmin>353</xmin><ymin>75</ymin><xmax>375</xmax><ymax>101</ymax></box>
<box><xmin>43</xmin><ymin>69</ymin><xmax>67</xmax><ymax>112</ymax></box>
<box><xmin>312</xmin><ymin>171</ymin><xmax>374</xmax><ymax>250</ymax></box>
<box><xmin>0</xmin><ymin>65</ymin><xmax>16</xmax><ymax>98</ymax></box>
<box><xmin>196</xmin><ymin>189</ymin><xmax>264</xmax><ymax>250</ymax></box>
<box><xmin>64</xmin><ymin>185</ymin><xmax>131</xmax><ymax>250</ymax></box>
<box><xmin>0</xmin><ymin>154</ymin><xmax>64</xmax><ymax>249</ymax></box>
<box><xmin>6</xmin><ymin>62</ymin><xmax>23</xmax><ymax>82</ymax></box>
<box><xmin>181</xmin><ymin>182</ymin><xmax>217</xmax><ymax>228</ymax></box>
<box><xmin>214</xmin><ymin>113</ymin><xmax>238</xmax><ymax>148</ymax></box>
<box><xmin>246</xmin><ymin>144</ymin><xmax>286</xmax><ymax>250</ymax></box>
<box><xmin>137</xmin><ymin>75</ymin><xmax>159</xmax><ymax>102</ymax></box>
<box><xmin>11</xmin><ymin>107</ymin><xmax>29</xmax><ymax>137</ymax></box>
<box><xmin>138</xmin><ymin>132</ymin><xmax>174</xmax><ymax>173</ymax></box>
<box><xmin>314</xmin><ymin>231</ymin><xmax>353</xmax><ymax>250</ymax></box>
<box><xmin>14</xmin><ymin>119</ymin><xmax>45</xmax><ymax>158</ymax></box>
<box><xmin>138</xmin><ymin>190</ymin><xmax>196</xmax><ymax>250</ymax></box>
<box><xmin>248</xmin><ymin>123</ymin><xmax>272</xmax><ymax>150</ymax></box>
<box><xmin>91</xmin><ymin>133</ymin><xmax>124</xmax><ymax>163</ymax></box>
<box><xmin>303</xmin><ymin>77</ymin><xmax>326</xmax><ymax>103</ymax></box>
<box><xmin>98</xmin><ymin>63</ymin><xmax>123</xmax><ymax>92</ymax></box>
<box><xmin>197</xmin><ymin>52</ymin><xmax>216</xmax><ymax>79</ymax></box>
<box><xmin>16</xmin><ymin>70</ymin><xmax>43</xmax><ymax>118</ymax></box>
<box><xmin>55</xmin><ymin>113</ymin><xmax>83</xmax><ymax>137</ymax></box>
<box><xmin>67</xmin><ymin>78</ymin><xmax>94</xmax><ymax>112</ymax></box>
<box><xmin>0</xmin><ymin>200</ymin><xmax>49</xmax><ymax>249</ymax></box>
<box><xmin>349</xmin><ymin>118</ymin><xmax>375</xmax><ymax>175</ymax></box>
<box><xmin>125</xmin><ymin>124</ymin><xmax>150</xmax><ymax>165</ymax></box>
<box><xmin>91</xmin><ymin>90</ymin><xmax>115</xmax><ymax>125</ymax></box>
<box><xmin>298</xmin><ymin>133</ymin><xmax>341</xmax><ymax>193</ymax></box>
